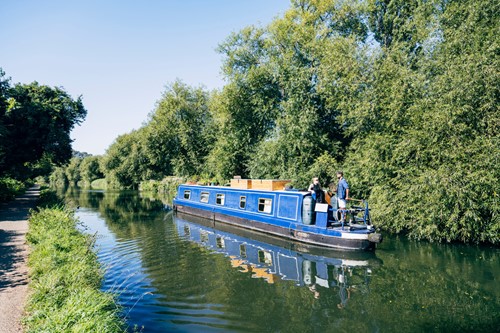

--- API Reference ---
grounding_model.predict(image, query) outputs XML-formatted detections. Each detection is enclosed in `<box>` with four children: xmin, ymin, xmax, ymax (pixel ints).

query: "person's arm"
<box><xmin>345</xmin><ymin>188</ymin><xmax>349</xmax><ymax>200</ymax></box>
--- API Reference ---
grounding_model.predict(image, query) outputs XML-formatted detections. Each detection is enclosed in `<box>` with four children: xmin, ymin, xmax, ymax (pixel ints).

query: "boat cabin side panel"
<box><xmin>176</xmin><ymin>185</ymin><xmax>305</xmax><ymax>224</ymax></box>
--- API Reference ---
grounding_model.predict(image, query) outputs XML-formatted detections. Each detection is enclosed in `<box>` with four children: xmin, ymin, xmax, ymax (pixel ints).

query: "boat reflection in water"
<box><xmin>174</xmin><ymin>212</ymin><xmax>381</xmax><ymax>307</ymax></box>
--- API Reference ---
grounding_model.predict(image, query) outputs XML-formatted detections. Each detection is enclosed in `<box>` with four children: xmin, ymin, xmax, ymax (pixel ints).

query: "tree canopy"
<box><xmin>0</xmin><ymin>75</ymin><xmax>87</xmax><ymax>180</ymax></box>
<box><xmin>49</xmin><ymin>0</ymin><xmax>498</xmax><ymax>244</ymax></box>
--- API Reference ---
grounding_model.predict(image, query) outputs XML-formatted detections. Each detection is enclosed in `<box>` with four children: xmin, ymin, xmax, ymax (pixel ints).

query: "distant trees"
<box><xmin>79</xmin><ymin>156</ymin><xmax>104</xmax><ymax>188</ymax></box>
<box><xmin>99</xmin><ymin>129</ymin><xmax>150</xmax><ymax>189</ymax></box>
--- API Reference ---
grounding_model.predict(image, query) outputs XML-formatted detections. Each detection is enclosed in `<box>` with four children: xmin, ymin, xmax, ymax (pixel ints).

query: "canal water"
<box><xmin>64</xmin><ymin>189</ymin><xmax>499</xmax><ymax>332</ymax></box>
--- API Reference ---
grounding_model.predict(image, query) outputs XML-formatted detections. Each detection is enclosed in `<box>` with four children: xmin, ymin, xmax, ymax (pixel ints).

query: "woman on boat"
<box><xmin>308</xmin><ymin>177</ymin><xmax>325</xmax><ymax>203</ymax></box>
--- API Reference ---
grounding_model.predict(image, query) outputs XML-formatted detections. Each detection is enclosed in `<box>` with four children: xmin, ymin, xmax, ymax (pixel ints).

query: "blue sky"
<box><xmin>0</xmin><ymin>0</ymin><xmax>290</xmax><ymax>155</ymax></box>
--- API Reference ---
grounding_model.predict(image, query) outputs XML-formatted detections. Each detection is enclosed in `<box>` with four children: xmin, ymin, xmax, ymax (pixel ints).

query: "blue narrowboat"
<box><xmin>172</xmin><ymin>180</ymin><xmax>382</xmax><ymax>251</ymax></box>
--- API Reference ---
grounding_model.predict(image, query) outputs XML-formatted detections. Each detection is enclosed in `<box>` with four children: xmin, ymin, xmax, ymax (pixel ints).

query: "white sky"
<box><xmin>0</xmin><ymin>0</ymin><xmax>290</xmax><ymax>155</ymax></box>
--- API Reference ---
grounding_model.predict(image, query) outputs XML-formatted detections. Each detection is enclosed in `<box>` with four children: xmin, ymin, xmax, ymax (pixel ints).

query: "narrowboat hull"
<box><xmin>173</xmin><ymin>185</ymin><xmax>382</xmax><ymax>251</ymax></box>
<box><xmin>175</xmin><ymin>205</ymin><xmax>376</xmax><ymax>250</ymax></box>
<box><xmin>174</xmin><ymin>213</ymin><xmax>382</xmax><ymax>277</ymax></box>
<box><xmin>175</xmin><ymin>211</ymin><xmax>381</xmax><ymax>261</ymax></box>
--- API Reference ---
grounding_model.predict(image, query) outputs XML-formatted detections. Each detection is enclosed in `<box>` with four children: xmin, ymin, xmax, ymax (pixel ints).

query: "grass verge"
<box><xmin>23</xmin><ymin>191</ymin><xmax>125</xmax><ymax>332</ymax></box>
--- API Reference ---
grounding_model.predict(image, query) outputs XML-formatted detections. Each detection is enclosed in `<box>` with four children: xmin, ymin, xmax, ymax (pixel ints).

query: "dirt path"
<box><xmin>0</xmin><ymin>186</ymin><xmax>40</xmax><ymax>333</ymax></box>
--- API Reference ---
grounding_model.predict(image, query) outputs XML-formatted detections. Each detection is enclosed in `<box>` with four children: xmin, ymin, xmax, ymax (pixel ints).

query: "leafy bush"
<box><xmin>0</xmin><ymin>177</ymin><xmax>26</xmax><ymax>202</ymax></box>
<box><xmin>139</xmin><ymin>176</ymin><xmax>185</xmax><ymax>198</ymax></box>
<box><xmin>36</xmin><ymin>188</ymin><xmax>65</xmax><ymax>208</ymax></box>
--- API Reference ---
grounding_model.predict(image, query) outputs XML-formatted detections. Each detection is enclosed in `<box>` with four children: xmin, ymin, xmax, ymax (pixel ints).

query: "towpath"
<box><xmin>0</xmin><ymin>186</ymin><xmax>40</xmax><ymax>333</ymax></box>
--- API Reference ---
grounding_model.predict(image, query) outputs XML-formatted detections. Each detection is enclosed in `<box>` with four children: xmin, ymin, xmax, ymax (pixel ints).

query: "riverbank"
<box><xmin>23</xmin><ymin>194</ymin><xmax>125</xmax><ymax>332</ymax></box>
<box><xmin>0</xmin><ymin>186</ymin><xmax>40</xmax><ymax>332</ymax></box>
<box><xmin>1</xmin><ymin>187</ymin><xmax>126</xmax><ymax>332</ymax></box>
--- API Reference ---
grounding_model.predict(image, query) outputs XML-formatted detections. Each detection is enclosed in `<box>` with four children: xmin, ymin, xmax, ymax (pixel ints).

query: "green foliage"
<box><xmin>0</xmin><ymin>69</ymin><xmax>10</xmax><ymax>170</ymax></box>
<box><xmin>24</xmin><ymin>206</ymin><xmax>124</xmax><ymax>332</ymax></box>
<box><xmin>49</xmin><ymin>166</ymin><xmax>68</xmax><ymax>188</ymax></box>
<box><xmin>205</xmin><ymin>75</ymin><xmax>279</xmax><ymax>179</ymax></box>
<box><xmin>93</xmin><ymin>81</ymin><xmax>213</xmax><ymax>189</ymax></box>
<box><xmin>79</xmin><ymin>156</ymin><xmax>104</xmax><ymax>188</ymax></box>
<box><xmin>144</xmin><ymin>80</ymin><xmax>213</xmax><ymax>177</ymax></box>
<box><xmin>65</xmin><ymin>157</ymin><xmax>82</xmax><ymax>186</ymax></box>
<box><xmin>0</xmin><ymin>177</ymin><xmax>26</xmax><ymax>202</ymax></box>
<box><xmin>343</xmin><ymin>0</ymin><xmax>499</xmax><ymax>244</ymax></box>
<box><xmin>44</xmin><ymin>0</ymin><xmax>498</xmax><ymax>244</ymax></box>
<box><xmin>0</xmin><ymin>81</ymin><xmax>87</xmax><ymax>180</ymax></box>
<box><xmin>139</xmin><ymin>176</ymin><xmax>185</xmax><ymax>199</ymax></box>
<box><xmin>37</xmin><ymin>187</ymin><xmax>65</xmax><ymax>208</ymax></box>
<box><xmin>301</xmin><ymin>152</ymin><xmax>340</xmax><ymax>190</ymax></box>
<box><xmin>100</xmin><ymin>129</ymin><xmax>151</xmax><ymax>189</ymax></box>
<box><xmin>90</xmin><ymin>178</ymin><xmax>108</xmax><ymax>189</ymax></box>
<box><xmin>211</xmin><ymin>2</ymin><xmax>366</xmax><ymax>182</ymax></box>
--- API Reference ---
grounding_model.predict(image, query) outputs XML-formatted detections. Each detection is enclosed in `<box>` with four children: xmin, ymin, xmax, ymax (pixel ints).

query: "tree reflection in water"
<box><xmin>64</xmin><ymin>188</ymin><xmax>499</xmax><ymax>333</ymax></box>
<box><xmin>175</xmin><ymin>213</ymin><xmax>380</xmax><ymax>308</ymax></box>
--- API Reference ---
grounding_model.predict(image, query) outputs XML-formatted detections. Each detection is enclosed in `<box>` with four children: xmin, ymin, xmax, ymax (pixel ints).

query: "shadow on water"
<box><xmin>62</xmin><ymin>188</ymin><xmax>500</xmax><ymax>333</ymax></box>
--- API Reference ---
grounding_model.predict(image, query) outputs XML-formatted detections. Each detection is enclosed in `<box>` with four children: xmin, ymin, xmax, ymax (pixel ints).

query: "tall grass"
<box><xmin>24</xmin><ymin>195</ymin><xmax>125</xmax><ymax>332</ymax></box>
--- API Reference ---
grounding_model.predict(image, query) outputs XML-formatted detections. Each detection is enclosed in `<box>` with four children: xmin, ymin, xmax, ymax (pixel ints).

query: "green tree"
<box><xmin>79</xmin><ymin>156</ymin><xmax>104</xmax><ymax>188</ymax></box>
<box><xmin>63</xmin><ymin>0</ymin><xmax>498</xmax><ymax>244</ymax></box>
<box><xmin>393</xmin><ymin>0</ymin><xmax>499</xmax><ymax>243</ymax></box>
<box><xmin>205</xmin><ymin>71</ymin><xmax>279</xmax><ymax>180</ymax></box>
<box><xmin>100</xmin><ymin>129</ymin><xmax>151</xmax><ymax>189</ymax></box>
<box><xmin>344</xmin><ymin>0</ymin><xmax>498</xmax><ymax>244</ymax></box>
<box><xmin>214</xmin><ymin>0</ymin><xmax>369</xmax><ymax>186</ymax></box>
<box><xmin>144</xmin><ymin>80</ymin><xmax>212</xmax><ymax>178</ymax></box>
<box><xmin>49</xmin><ymin>166</ymin><xmax>68</xmax><ymax>188</ymax></box>
<box><xmin>65</xmin><ymin>157</ymin><xmax>82</xmax><ymax>186</ymax></box>
<box><xmin>0</xmin><ymin>69</ymin><xmax>11</xmax><ymax>171</ymax></box>
<box><xmin>1</xmin><ymin>81</ymin><xmax>87</xmax><ymax>179</ymax></box>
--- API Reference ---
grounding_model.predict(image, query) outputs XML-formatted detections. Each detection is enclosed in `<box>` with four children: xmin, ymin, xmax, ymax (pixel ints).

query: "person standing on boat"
<box><xmin>336</xmin><ymin>171</ymin><xmax>349</xmax><ymax>209</ymax></box>
<box><xmin>308</xmin><ymin>177</ymin><xmax>325</xmax><ymax>203</ymax></box>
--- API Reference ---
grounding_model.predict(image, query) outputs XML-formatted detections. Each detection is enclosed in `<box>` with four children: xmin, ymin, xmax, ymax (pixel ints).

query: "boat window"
<box><xmin>258</xmin><ymin>250</ymin><xmax>273</xmax><ymax>265</ymax></box>
<box><xmin>200</xmin><ymin>231</ymin><xmax>208</xmax><ymax>244</ymax></box>
<box><xmin>216</xmin><ymin>236</ymin><xmax>225</xmax><ymax>248</ymax></box>
<box><xmin>200</xmin><ymin>192</ymin><xmax>209</xmax><ymax>203</ymax></box>
<box><xmin>183</xmin><ymin>190</ymin><xmax>191</xmax><ymax>200</ymax></box>
<box><xmin>239</xmin><ymin>196</ymin><xmax>246</xmax><ymax>209</ymax></box>
<box><xmin>240</xmin><ymin>244</ymin><xmax>247</xmax><ymax>258</ymax></box>
<box><xmin>258</xmin><ymin>198</ymin><xmax>272</xmax><ymax>213</ymax></box>
<box><xmin>216</xmin><ymin>193</ymin><xmax>225</xmax><ymax>205</ymax></box>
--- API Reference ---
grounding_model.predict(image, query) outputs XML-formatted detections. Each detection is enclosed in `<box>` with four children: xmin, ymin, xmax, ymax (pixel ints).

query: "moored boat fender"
<box><xmin>302</xmin><ymin>196</ymin><xmax>314</xmax><ymax>225</ymax></box>
<box><xmin>303</xmin><ymin>260</ymin><xmax>312</xmax><ymax>284</ymax></box>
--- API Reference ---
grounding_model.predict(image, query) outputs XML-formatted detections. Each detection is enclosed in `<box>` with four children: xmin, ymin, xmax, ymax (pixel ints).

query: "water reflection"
<box><xmin>175</xmin><ymin>212</ymin><xmax>381</xmax><ymax>308</ymax></box>
<box><xmin>63</xmin><ymin>188</ymin><xmax>499</xmax><ymax>333</ymax></box>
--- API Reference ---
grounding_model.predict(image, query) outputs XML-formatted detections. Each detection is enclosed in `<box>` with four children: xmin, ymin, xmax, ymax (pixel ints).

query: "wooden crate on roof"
<box><xmin>230</xmin><ymin>178</ymin><xmax>252</xmax><ymax>189</ymax></box>
<box><xmin>251</xmin><ymin>179</ymin><xmax>291</xmax><ymax>191</ymax></box>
